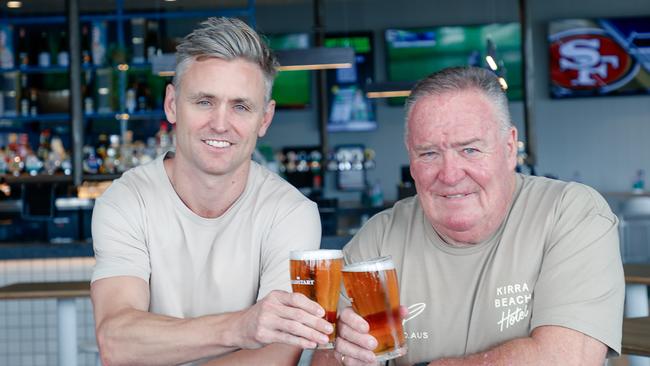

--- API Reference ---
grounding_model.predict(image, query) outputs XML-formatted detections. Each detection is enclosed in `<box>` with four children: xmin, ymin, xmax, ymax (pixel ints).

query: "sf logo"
<box><xmin>558</xmin><ymin>38</ymin><xmax>619</xmax><ymax>86</ymax></box>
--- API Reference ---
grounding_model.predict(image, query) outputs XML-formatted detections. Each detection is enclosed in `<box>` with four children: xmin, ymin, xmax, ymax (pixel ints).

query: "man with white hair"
<box><xmin>330</xmin><ymin>66</ymin><xmax>624</xmax><ymax>365</ymax></box>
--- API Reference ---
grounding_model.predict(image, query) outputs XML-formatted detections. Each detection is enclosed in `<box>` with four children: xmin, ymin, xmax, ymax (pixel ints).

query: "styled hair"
<box><xmin>404</xmin><ymin>66</ymin><xmax>512</xmax><ymax>142</ymax></box>
<box><xmin>173</xmin><ymin>17</ymin><xmax>278</xmax><ymax>102</ymax></box>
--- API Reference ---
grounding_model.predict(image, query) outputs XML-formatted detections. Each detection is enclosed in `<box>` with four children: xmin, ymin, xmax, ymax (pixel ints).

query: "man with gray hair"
<box><xmin>91</xmin><ymin>17</ymin><xmax>331</xmax><ymax>365</ymax></box>
<box><xmin>327</xmin><ymin>66</ymin><xmax>624</xmax><ymax>365</ymax></box>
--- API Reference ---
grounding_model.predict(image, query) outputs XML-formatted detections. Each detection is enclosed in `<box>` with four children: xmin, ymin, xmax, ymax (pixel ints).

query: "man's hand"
<box><xmin>234</xmin><ymin>290</ymin><xmax>334</xmax><ymax>349</ymax></box>
<box><xmin>333</xmin><ymin>307</ymin><xmax>379</xmax><ymax>365</ymax></box>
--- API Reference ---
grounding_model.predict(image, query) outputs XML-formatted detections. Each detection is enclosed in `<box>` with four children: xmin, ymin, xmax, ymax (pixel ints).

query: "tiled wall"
<box><xmin>0</xmin><ymin>257</ymin><xmax>97</xmax><ymax>366</ymax></box>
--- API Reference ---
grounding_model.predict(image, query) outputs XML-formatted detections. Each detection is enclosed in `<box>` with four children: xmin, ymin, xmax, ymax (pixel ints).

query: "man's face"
<box><xmin>164</xmin><ymin>57</ymin><xmax>274</xmax><ymax>178</ymax></box>
<box><xmin>406</xmin><ymin>89</ymin><xmax>517</xmax><ymax>244</ymax></box>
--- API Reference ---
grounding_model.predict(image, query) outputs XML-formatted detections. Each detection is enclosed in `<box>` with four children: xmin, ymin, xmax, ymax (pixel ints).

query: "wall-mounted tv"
<box><xmin>548</xmin><ymin>17</ymin><xmax>650</xmax><ymax>98</ymax></box>
<box><xmin>385</xmin><ymin>22</ymin><xmax>522</xmax><ymax>103</ymax></box>
<box><xmin>266</xmin><ymin>33</ymin><xmax>311</xmax><ymax>109</ymax></box>
<box><xmin>325</xmin><ymin>32</ymin><xmax>377</xmax><ymax>132</ymax></box>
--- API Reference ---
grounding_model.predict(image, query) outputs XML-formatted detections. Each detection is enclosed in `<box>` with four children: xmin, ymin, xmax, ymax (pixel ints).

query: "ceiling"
<box><xmin>1</xmin><ymin>0</ymin><xmax>312</xmax><ymax>15</ymax></box>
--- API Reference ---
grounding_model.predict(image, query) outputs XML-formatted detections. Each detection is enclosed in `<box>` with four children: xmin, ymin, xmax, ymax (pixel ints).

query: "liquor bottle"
<box><xmin>16</xmin><ymin>27</ymin><xmax>29</xmax><ymax>68</ymax></box>
<box><xmin>37</xmin><ymin>32</ymin><xmax>51</xmax><ymax>67</ymax></box>
<box><xmin>29</xmin><ymin>88</ymin><xmax>37</xmax><ymax>116</ymax></box>
<box><xmin>57</xmin><ymin>31</ymin><xmax>69</xmax><ymax>67</ymax></box>
<box><xmin>83</xmin><ymin>71</ymin><xmax>95</xmax><ymax>114</ymax></box>
<box><xmin>145</xmin><ymin>20</ymin><xmax>162</xmax><ymax>61</ymax></box>
<box><xmin>136</xmin><ymin>76</ymin><xmax>150</xmax><ymax>111</ymax></box>
<box><xmin>19</xmin><ymin>74</ymin><xmax>29</xmax><ymax>116</ymax></box>
<box><xmin>155</xmin><ymin>121</ymin><xmax>170</xmax><ymax>156</ymax></box>
<box><xmin>81</xmin><ymin>24</ymin><xmax>92</xmax><ymax>66</ymax></box>
<box><xmin>37</xmin><ymin>128</ymin><xmax>51</xmax><ymax>162</ymax></box>
<box><xmin>125</xmin><ymin>88</ymin><xmax>136</xmax><ymax>113</ymax></box>
<box><xmin>82</xmin><ymin>145</ymin><xmax>101</xmax><ymax>174</ymax></box>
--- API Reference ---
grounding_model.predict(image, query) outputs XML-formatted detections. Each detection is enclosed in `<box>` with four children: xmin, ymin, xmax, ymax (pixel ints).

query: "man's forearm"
<box><xmin>97</xmin><ymin>308</ymin><xmax>242</xmax><ymax>366</ymax></box>
<box><xmin>428</xmin><ymin>326</ymin><xmax>606</xmax><ymax>366</ymax></box>
<box><xmin>202</xmin><ymin>343</ymin><xmax>303</xmax><ymax>366</ymax></box>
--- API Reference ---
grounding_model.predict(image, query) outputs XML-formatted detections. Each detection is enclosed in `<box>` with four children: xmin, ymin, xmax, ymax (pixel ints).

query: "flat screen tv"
<box><xmin>325</xmin><ymin>32</ymin><xmax>377</xmax><ymax>132</ymax></box>
<box><xmin>385</xmin><ymin>22</ymin><xmax>522</xmax><ymax>104</ymax></box>
<box><xmin>266</xmin><ymin>33</ymin><xmax>311</xmax><ymax>109</ymax></box>
<box><xmin>548</xmin><ymin>17</ymin><xmax>650</xmax><ymax>98</ymax></box>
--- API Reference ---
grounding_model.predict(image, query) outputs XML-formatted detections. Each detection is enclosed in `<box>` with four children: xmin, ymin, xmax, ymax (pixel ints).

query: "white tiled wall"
<box><xmin>0</xmin><ymin>257</ymin><xmax>98</xmax><ymax>366</ymax></box>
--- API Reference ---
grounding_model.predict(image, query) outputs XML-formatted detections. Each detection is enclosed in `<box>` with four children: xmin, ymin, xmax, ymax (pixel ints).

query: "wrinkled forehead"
<box><xmin>406</xmin><ymin>90</ymin><xmax>503</xmax><ymax>145</ymax></box>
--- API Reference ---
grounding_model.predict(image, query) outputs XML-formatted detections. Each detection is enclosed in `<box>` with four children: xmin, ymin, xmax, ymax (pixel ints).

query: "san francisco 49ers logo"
<box><xmin>550</xmin><ymin>30</ymin><xmax>634</xmax><ymax>90</ymax></box>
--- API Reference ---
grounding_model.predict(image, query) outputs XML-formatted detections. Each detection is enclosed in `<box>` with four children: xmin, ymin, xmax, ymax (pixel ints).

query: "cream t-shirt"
<box><xmin>344</xmin><ymin>174</ymin><xmax>624</xmax><ymax>365</ymax></box>
<box><xmin>92</xmin><ymin>152</ymin><xmax>321</xmax><ymax>318</ymax></box>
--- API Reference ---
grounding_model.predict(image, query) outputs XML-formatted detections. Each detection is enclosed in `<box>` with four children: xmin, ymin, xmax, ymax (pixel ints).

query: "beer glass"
<box><xmin>290</xmin><ymin>249</ymin><xmax>343</xmax><ymax>349</ymax></box>
<box><xmin>342</xmin><ymin>256</ymin><xmax>406</xmax><ymax>361</ymax></box>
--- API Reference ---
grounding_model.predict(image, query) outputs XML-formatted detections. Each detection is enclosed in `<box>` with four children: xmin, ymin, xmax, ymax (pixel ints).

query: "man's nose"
<box><xmin>208</xmin><ymin>106</ymin><xmax>229</xmax><ymax>132</ymax></box>
<box><xmin>438</xmin><ymin>152</ymin><xmax>465</xmax><ymax>185</ymax></box>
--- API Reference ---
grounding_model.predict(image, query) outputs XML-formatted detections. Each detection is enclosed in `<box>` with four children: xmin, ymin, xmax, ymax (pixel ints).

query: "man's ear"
<box><xmin>258</xmin><ymin>100</ymin><xmax>276</xmax><ymax>138</ymax></box>
<box><xmin>506</xmin><ymin>126</ymin><xmax>519</xmax><ymax>170</ymax></box>
<box><xmin>164</xmin><ymin>84</ymin><xmax>177</xmax><ymax>125</ymax></box>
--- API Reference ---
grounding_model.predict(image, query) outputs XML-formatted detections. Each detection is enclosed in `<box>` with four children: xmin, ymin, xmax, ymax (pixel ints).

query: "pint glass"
<box><xmin>342</xmin><ymin>256</ymin><xmax>406</xmax><ymax>361</ymax></box>
<box><xmin>290</xmin><ymin>249</ymin><xmax>343</xmax><ymax>349</ymax></box>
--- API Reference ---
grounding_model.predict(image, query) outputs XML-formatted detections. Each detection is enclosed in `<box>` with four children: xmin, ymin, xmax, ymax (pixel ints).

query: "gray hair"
<box><xmin>404</xmin><ymin>66</ymin><xmax>512</xmax><ymax>143</ymax></box>
<box><xmin>173</xmin><ymin>17</ymin><xmax>278</xmax><ymax>103</ymax></box>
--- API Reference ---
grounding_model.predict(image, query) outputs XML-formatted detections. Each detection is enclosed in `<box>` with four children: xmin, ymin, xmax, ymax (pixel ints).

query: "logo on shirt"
<box><xmin>403</xmin><ymin>303</ymin><xmax>429</xmax><ymax>340</ymax></box>
<box><xmin>494</xmin><ymin>282</ymin><xmax>532</xmax><ymax>332</ymax></box>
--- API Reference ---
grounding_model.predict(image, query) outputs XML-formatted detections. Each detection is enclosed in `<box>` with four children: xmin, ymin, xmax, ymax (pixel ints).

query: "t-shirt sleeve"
<box><xmin>531</xmin><ymin>183</ymin><xmax>625</xmax><ymax>355</ymax></box>
<box><xmin>257</xmin><ymin>199</ymin><xmax>321</xmax><ymax>301</ymax></box>
<box><xmin>91</xmin><ymin>180</ymin><xmax>151</xmax><ymax>283</ymax></box>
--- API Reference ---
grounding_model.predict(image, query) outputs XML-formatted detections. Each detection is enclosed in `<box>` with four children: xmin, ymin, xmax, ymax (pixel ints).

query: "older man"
<box><xmin>331</xmin><ymin>66</ymin><xmax>624</xmax><ymax>365</ymax></box>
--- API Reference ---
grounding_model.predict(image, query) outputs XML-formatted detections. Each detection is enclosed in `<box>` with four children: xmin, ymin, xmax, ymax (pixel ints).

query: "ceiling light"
<box><xmin>7</xmin><ymin>1</ymin><xmax>22</xmax><ymax>8</ymax></box>
<box><xmin>365</xmin><ymin>81</ymin><xmax>415</xmax><ymax>99</ymax></box>
<box><xmin>276</xmin><ymin>47</ymin><xmax>354</xmax><ymax>72</ymax></box>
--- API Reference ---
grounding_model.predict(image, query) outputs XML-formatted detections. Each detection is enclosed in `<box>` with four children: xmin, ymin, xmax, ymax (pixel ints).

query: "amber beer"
<box><xmin>290</xmin><ymin>250</ymin><xmax>343</xmax><ymax>348</ymax></box>
<box><xmin>342</xmin><ymin>256</ymin><xmax>406</xmax><ymax>361</ymax></box>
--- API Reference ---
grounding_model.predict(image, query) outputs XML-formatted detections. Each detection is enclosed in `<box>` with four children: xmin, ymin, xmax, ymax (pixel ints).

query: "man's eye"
<box><xmin>234</xmin><ymin>104</ymin><xmax>249</xmax><ymax>112</ymax></box>
<box><xmin>197</xmin><ymin>100</ymin><xmax>211</xmax><ymax>106</ymax></box>
<box><xmin>463</xmin><ymin>148</ymin><xmax>479</xmax><ymax>155</ymax></box>
<box><xmin>419</xmin><ymin>151</ymin><xmax>438</xmax><ymax>158</ymax></box>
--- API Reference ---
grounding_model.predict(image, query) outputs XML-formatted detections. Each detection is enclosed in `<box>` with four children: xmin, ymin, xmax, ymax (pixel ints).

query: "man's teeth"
<box><xmin>446</xmin><ymin>194</ymin><xmax>466</xmax><ymax>198</ymax></box>
<box><xmin>205</xmin><ymin>140</ymin><xmax>231</xmax><ymax>148</ymax></box>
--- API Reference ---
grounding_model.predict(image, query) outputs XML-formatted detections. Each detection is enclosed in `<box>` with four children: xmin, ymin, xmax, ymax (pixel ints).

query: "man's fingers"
<box><xmin>339</xmin><ymin>307</ymin><xmax>370</xmax><ymax>333</ymax></box>
<box><xmin>268</xmin><ymin>294</ymin><xmax>333</xmax><ymax>337</ymax></box>
<box><xmin>274</xmin><ymin>317</ymin><xmax>330</xmax><ymax>345</ymax></box>
<box><xmin>335</xmin><ymin>336</ymin><xmax>377</xmax><ymax>364</ymax></box>
<box><xmin>278</xmin><ymin>291</ymin><xmax>326</xmax><ymax>317</ymax></box>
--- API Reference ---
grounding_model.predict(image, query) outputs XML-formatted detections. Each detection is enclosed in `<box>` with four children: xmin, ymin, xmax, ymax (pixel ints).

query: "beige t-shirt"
<box><xmin>344</xmin><ymin>174</ymin><xmax>624</xmax><ymax>365</ymax></box>
<box><xmin>92</xmin><ymin>152</ymin><xmax>321</xmax><ymax>318</ymax></box>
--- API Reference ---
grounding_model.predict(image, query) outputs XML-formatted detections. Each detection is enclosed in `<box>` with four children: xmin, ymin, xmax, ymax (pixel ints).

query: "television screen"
<box><xmin>548</xmin><ymin>17</ymin><xmax>650</xmax><ymax>98</ymax></box>
<box><xmin>325</xmin><ymin>32</ymin><xmax>377</xmax><ymax>132</ymax></box>
<box><xmin>266</xmin><ymin>33</ymin><xmax>311</xmax><ymax>108</ymax></box>
<box><xmin>385</xmin><ymin>22</ymin><xmax>522</xmax><ymax>103</ymax></box>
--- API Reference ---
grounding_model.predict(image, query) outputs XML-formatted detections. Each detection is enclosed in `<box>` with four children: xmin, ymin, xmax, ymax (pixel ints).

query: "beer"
<box><xmin>342</xmin><ymin>256</ymin><xmax>406</xmax><ymax>361</ymax></box>
<box><xmin>290</xmin><ymin>249</ymin><xmax>343</xmax><ymax>349</ymax></box>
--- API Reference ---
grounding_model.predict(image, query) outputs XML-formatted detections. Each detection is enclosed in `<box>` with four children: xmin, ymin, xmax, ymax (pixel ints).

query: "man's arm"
<box><xmin>427</xmin><ymin>326</ymin><xmax>606</xmax><ymax>366</ymax></box>
<box><xmin>92</xmin><ymin>276</ymin><xmax>332</xmax><ymax>366</ymax></box>
<box><xmin>202</xmin><ymin>344</ymin><xmax>303</xmax><ymax>366</ymax></box>
<box><xmin>331</xmin><ymin>308</ymin><xmax>607</xmax><ymax>366</ymax></box>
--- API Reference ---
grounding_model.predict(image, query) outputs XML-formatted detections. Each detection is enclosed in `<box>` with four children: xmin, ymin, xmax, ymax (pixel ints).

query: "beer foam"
<box><xmin>290</xmin><ymin>249</ymin><xmax>343</xmax><ymax>260</ymax></box>
<box><xmin>343</xmin><ymin>256</ymin><xmax>395</xmax><ymax>272</ymax></box>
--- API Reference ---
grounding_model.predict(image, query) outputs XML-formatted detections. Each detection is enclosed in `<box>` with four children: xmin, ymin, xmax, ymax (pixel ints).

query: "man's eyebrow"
<box><xmin>186</xmin><ymin>92</ymin><xmax>215</xmax><ymax>101</ymax></box>
<box><xmin>412</xmin><ymin>143</ymin><xmax>439</xmax><ymax>152</ymax></box>
<box><xmin>451</xmin><ymin>138</ymin><xmax>483</xmax><ymax>148</ymax></box>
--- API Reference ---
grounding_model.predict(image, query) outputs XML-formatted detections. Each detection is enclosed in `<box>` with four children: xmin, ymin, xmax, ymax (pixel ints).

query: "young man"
<box><xmin>91</xmin><ymin>17</ymin><xmax>330</xmax><ymax>365</ymax></box>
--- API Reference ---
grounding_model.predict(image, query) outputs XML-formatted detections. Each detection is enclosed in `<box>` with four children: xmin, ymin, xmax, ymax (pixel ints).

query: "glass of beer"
<box><xmin>342</xmin><ymin>256</ymin><xmax>406</xmax><ymax>361</ymax></box>
<box><xmin>290</xmin><ymin>249</ymin><xmax>344</xmax><ymax>349</ymax></box>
